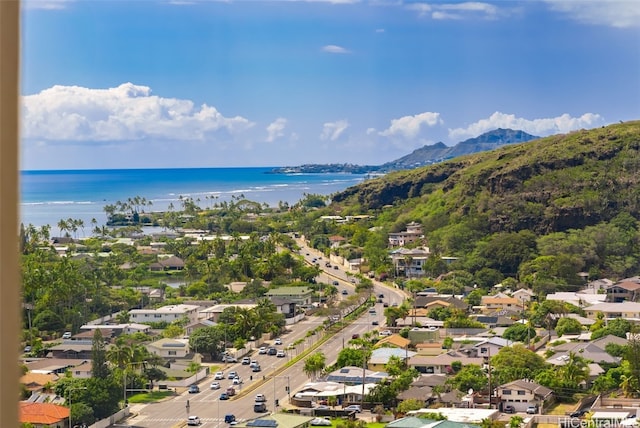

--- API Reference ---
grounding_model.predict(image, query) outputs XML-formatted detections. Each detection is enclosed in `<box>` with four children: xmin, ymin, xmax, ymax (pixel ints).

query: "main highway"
<box><xmin>124</xmin><ymin>241</ymin><xmax>407</xmax><ymax>428</ymax></box>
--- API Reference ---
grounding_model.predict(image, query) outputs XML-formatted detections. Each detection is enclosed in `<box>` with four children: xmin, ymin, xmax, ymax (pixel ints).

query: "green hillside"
<box><xmin>333</xmin><ymin>121</ymin><xmax>640</xmax><ymax>236</ymax></box>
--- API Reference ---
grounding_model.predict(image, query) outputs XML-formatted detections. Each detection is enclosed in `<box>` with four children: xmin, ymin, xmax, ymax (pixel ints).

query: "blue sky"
<box><xmin>20</xmin><ymin>0</ymin><xmax>640</xmax><ymax>170</ymax></box>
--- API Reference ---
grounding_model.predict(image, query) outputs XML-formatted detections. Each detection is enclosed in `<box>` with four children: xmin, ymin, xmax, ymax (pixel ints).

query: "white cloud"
<box><xmin>448</xmin><ymin>112</ymin><xmax>604</xmax><ymax>141</ymax></box>
<box><xmin>407</xmin><ymin>2</ymin><xmax>499</xmax><ymax>20</ymax></box>
<box><xmin>22</xmin><ymin>0</ymin><xmax>74</xmax><ymax>10</ymax></box>
<box><xmin>22</xmin><ymin>82</ymin><xmax>254</xmax><ymax>143</ymax></box>
<box><xmin>379</xmin><ymin>112</ymin><xmax>442</xmax><ymax>139</ymax></box>
<box><xmin>266</xmin><ymin>118</ymin><xmax>288</xmax><ymax>142</ymax></box>
<box><xmin>322</xmin><ymin>45</ymin><xmax>351</xmax><ymax>54</ymax></box>
<box><xmin>544</xmin><ymin>0</ymin><xmax>640</xmax><ymax>28</ymax></box>
<box><xmin>321</xmin><ymin>120</ymin><xmax>350</xmax><ymax>141</ymax></box>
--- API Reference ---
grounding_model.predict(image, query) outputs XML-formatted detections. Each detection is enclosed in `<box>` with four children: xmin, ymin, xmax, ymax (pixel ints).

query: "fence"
<box><xmin>88</xmin><ymin>407</ymin><xmax>130</xmax><ymax>428</ymax></box>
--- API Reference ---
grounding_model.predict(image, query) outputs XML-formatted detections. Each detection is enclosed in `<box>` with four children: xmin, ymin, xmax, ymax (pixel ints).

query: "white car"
<box><xmin>62</xmin><ymin>332</ymin><xmax>72</xmax><ymax>339</ymax></box>
<box><xmin>274</xmin><ymin>338</ymin><xmax>282</xmax><ymax>345</ymax></box>
<box><xmin>310</xmin><ymin>418</ymin><xmax>332</xmax><ymax>426</ymax></box>
<box><xmin>233</xmin><ymin>376</ymin><xmax>243</xmax><ymax>385</ymax></box>
<box><xmin>214</xmin><ymin>371</ymin><xmax>224</xmax><ymax>380</ymax></box>
<box><xmin>276</xmin><ymin>350</ymin><xmax>285</xmax><ymax>358</ymax></box>
<box><xmin>344</xmin><ymin>405</ymin><xmax>361</xmax><ymax>413</ymax></box>
<box><xmin>210</xmin><ymin>382</ymin><xmax>221</xmax><ymax>390</ymax></box>
<box><xmin>255</xmin><ymin>393</ymin><xmax>267</xmax><ymax>402</ymax></box>
<box><xmin>258</xmin><ymin>347</ymin><xmax>267</xmax><ymax>354</ymax></box>
<box><xmin>187</xmin><ymin>415</ymin><xmax>201</xmax><ymax>426</ymax></box>
<box><xmin>380</xmin><ymin>330</ymin><xmax>393</xmax><ymax>336</ymax></box>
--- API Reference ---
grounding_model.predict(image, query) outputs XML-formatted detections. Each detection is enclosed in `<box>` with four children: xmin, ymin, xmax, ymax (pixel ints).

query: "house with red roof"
<box><xmin>19</xmin><ymin>401</ymin><xmax>70</xmax><ymax>427</ymax></box>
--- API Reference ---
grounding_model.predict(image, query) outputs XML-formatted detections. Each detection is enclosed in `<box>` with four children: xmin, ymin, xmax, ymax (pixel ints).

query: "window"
<box><xmin>517</xmin><ymin>390</ymin><xmax>525</xmax><ymax>395</ymax></box>
<box><xmin>503</xmin><ymin>390</ymin><xmax>512</xmax><ymax>395</ymax></box>
<box><xmin>168</xmin><ymin>351</ymin><xmax>176</xmax><ymax>356</ymax></box>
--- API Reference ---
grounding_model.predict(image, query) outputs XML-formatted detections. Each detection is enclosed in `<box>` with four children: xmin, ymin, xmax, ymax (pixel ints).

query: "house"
<box><xmin>606</xmin><ymin>280</ymin><xmax>640</xmax><ymax>302</ymax></box>
<box><xmin>157</xmin><ymin>255</ymin><xmax>185</xmax><ymax>270</ymax></box>
<box><xmin>388</xmin><ymin>222</ymin><xmax>424</xmax><ymax>247</ymax></box>
<box><xmin>408</xmin><ymin>351</ymin><xmax>484</xmax><ymax>375</ymax></box>
<box><xmin>583</xmin><ymin>302</ymin><xmax>640</xmax><ymax>320</ymax></box>
<box><xmin>328</xmin><ymin>235</ymin><xmax>346</xmax><ymax>248</ymax></box>
<box><xmin>199</xmin><ymin>303</ymin><xmax>258</xmax><ymax>322</ymax></box>
<box><xmin>270</xmin><ymin>297</ymin><xmax>297</xmax><ymax>318</ymax></box>
<box><xmin>390</xmin><ymin>247</ymin><xmax>431</xmax><ymax>278</ymax></box>
<box><xmin>129</xmin><ymin>303</ymin><xmax>200</xmax><ymax>325</ymax></box>
<box><xmin>235</xmin><ymin>413</ymin><xmax>315</xmax><ymax>428</ymax></box>
<box><xmin>414</xmin><ymin>295</ymin><xmax>469</xmax><ymax>311</ymax></box>
<box><xmin>511</xmin><ymin>288</ymin><xmax>534</xmax><ymax>303</ymax></box>
<box><xmin>546</xmin><ymin>292</ymin><xmax>607</xmax><ymax>308</ymax></box>
<box><xmin>20</xmin><ymin>372</ymin><xmax>60</xmax><ymax>394</ymax></box>
<box><xmin>496</xmin><ymin>379</ymin><xmax>554</xmax><ymax>412</ymax></box>
<box><xmin>376</xmin><ymin>334</ymin><xmax>411</xmax><ymax>349</ymax></box>
<box><xmin>387</xmin><ymin>416</ymin><xmax>480</xmax><ymax>428</ymax></box>
<box><xmin>146</xmin><ymin>338</ymin><xmax>190</xmax><ymax>359</ymax></box>
<box><xmin>46</xmin><ymin>341</ymin><xmax>95</xmax><ymax>360</ymax></box>
<box><xmin>184</xmin><ymin>318</ymin><xmax>217</xmax><ymax>337</ymax></box>
<box><xmin>480</xmin><ymin>296</ymin><xmax>522</xmax><ymax>312</ymax></box>
<box><xmin>19</xmin><ymin>402</ymin><xmax>70</xmax><ymax>428</ymax></box>
<box><xmin>460</xmin><ymin>337</ymin><xmax>511</xmax><ymax>359</ymax></box>
<box><xmin>266</xmin><ymin>286</ymin><xmax>313</xmax><ymax>306</ymax></box>
<box><xmin>368</xmin><ymin>347</ymin><xmax>416</xmax><ymax>371</ymax></box>
<box><xmin>325</xmin><ymin>366</ymin><xmax>388</xmax><ymax>384</ymax></box>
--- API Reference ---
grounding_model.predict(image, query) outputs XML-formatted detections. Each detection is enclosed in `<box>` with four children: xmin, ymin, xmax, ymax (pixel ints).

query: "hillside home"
<box><xmin>496</xmin><ymin>379</ymin><xmax>554</xmax><ymax>413</ymax></box>
<box><xmin>20</xmin><ymin>372</ymin><xmax>60</xmax><ymax>394</ymax></box>
<box><xmin>270</xmin><ymin>297</ymin><xmax>297</xmax><ymax>318</ymax></box>
<box><xmin>390</xmin><ymin>247</ymin><xmax>431</xmax><ymax>278</ymax></box>
<box><xmin>414</xmin><ymin>295</ymin><xmax>469</xmax><ymax>311</ymax></box>
<box><xmin>480</xmin><ymin>296</ymin><xmax>522</xmax><ymax>312</ymax></box>
<box><xmin>460</xmin><ymin>337</ymin><xmax>511</xmax><ymax>359</ymax></box>
<box><xmin>584</xmin><ymin>302</ymin><xmax>640</xmax><ymax>321</ymax></box>
<box><xmin>129</xmin><ymin>304</ymin><xmax>200</xmax><ymax>325</ymax></box>
<box><xmin>512</xmin><ymin>288</ymin><xmax>535</xmax><ymax>303</ymax></box>
<box><xmin>388</xmin><ymin>222</ymin><xmax>424</xmax><ymax>247</ymax></box>
<box><xmin>546</xmin><ymin>291</ymin><xmax>607</xmax><ymax>308</ymax></box>
<box><xmin>328</xmin><ymin>235</ymin><xmax>346</xmax><ymax>248</ymax></box>
<box><xmin>606</xmin><ymin>280</ymin><xmax>640</xmax><ymax>302</ymax></box>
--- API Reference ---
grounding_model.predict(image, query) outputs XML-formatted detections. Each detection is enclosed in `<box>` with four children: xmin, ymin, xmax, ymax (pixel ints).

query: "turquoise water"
<box><xmin>20</xmin><ymin>167</ymin><xmax>366</xmax><ymax>230</ymax></box>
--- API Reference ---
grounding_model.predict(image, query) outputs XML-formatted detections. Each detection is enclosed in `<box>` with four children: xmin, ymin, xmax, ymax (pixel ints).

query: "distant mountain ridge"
<box><xmin>269</xmin><ymin>128</ymin><xmax>539</xmax><ymax>174</ymax></box>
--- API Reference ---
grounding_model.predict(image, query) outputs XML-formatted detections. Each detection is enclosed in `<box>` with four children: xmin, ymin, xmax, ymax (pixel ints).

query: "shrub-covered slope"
<box><xmin>332</xmin><ymin>121</ymin><xmax>640</xmax><ymax>235</ymax></box>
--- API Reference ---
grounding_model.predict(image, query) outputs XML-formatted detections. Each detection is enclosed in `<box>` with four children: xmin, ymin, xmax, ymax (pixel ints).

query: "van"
<box><xmin>254</xmin><ymin>402</ymin><xmax>267</xmax><ymax>412</ymax></box>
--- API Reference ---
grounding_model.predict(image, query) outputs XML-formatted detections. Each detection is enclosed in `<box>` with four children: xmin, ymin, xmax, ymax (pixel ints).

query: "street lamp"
<box><xmin>67</xmin><ymin>386</ymin><xmax>88</xmax><ymax>427</ymax></box>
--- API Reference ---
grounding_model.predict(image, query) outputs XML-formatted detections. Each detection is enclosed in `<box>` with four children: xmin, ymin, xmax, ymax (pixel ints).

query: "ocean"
<box><xmin>20</xmin><ymin>167</ymin><xmax>367</xmax><ymax>233</ymax></box>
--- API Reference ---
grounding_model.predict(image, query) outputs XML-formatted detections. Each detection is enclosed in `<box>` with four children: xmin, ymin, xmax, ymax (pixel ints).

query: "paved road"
<box><xmin>123</xmin><ymin>241</ymin><xmax>407</xmax><ymax>428</ymax></box>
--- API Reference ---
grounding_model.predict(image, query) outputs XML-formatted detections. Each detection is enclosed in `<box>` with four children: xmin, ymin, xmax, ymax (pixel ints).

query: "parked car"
<box><xmin>23</xmin><ymin>346</ymin><xmax>32</xmax><ymax>353</ymax></box>
<box><xmin>258</xmin><ymin>346</ymin><xmax>267</xmax><ymax>354</ymax></box>
<box><xmin>526</xmin><ymin>405</ymin><xmax>538</xmax><ymax>414</ymax></box>
<box><xmin>504</xmin><ymin>405</ymin><xmax>515</xmax><ymax>414</ymax></box>
<box><xmin>380</xmin><ymin>330</ymin><xmax>392</xmax><ymax>336</ymax></box>
<box><xmin>570</xmin><ymin>410</ymin><xmax>588</xmax><ymax>418</ymax></box>
<box><xmin>220</xmin><ymin>392</ymin><xmax>230</xmax><ymax>400</ymax></box>
<box><xmin>344</xmin><ymin>405</ymin><xmax>362</xmax><ymax>413</ymax></box>
<box><xmin>242</xmin><ymin>357</ymin><xmax>251</xmax><ymax>365</ymax></box>
<box><xmin>310</xmin><ymin>418</ymin><xmax>332</xmax><ymax>426</ymax></box>
<box><xmin>315</xmin><ymin>405</ymin><xmax>330</xmax><ymax>410</ymax></box>
<box><xmin>274</xmin><ymin>338</ymin><xmax>282</xmax><ymax>345</ymax></box>
<box><xmin>228</xmin><ymin>371</ymin><xmax>237</xmax><ymax>379</ymax></box>
<box><xmin>210</xmin><ymin>382</ymin><xmax>221</xmax><ymax>390</ymax></box>
<box><xmin>225</xmin><ymin>355</ymin><xmax>237</xmax><ymax>363</ymax></box>
<box><xmin>276</xmin><ymin>350</ymin><xmax>286</xmax><ymax>358</ymax></box>
<box><xmin>188</xmin><ymin>385</ymin><xmax>200</xmax><ymax>394</ymax></box>
<box><xmin>255</xmin><ymin>394</ymin><xmax>267</xmax><ymax>402</ymax></box>
<box><xmin>62</xmin><ymin>332</ymin><xmax>72</xmax><ymax>339</ymax></box>
<box><xmin>214</xmin><ymin>371</ymin><xmax>224</xmax><ymax>380</ymax></box>
<box><xmin>187</xmin><ymin>416</ymin><xmax>201</xmax><ymax>426</ymax></box>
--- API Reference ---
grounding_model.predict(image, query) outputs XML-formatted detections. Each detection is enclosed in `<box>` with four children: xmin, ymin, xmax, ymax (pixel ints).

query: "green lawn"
<box><xmin>126</xmin><ymin>390</ymin><xmax>175</xmax><ymax>403</ymax></box>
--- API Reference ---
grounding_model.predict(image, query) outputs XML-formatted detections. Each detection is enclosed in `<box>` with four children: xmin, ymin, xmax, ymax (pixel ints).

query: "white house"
<box><xmin>584</xmin><ymin>302</ymin><xmax>640</xmax><ymax>321</ymax></box>
<box><xmin>146</xmin><ymin>338</ymin><xmax>190</xmax><ymax>359</ymax></box>
<box><xmin>496</xmin><ymin>379</ymin><xmax>554</xmax><ymax>413</ymax></box>
<box><xmin>129</xmin><ymin>304</ymin><xmax>200</xmax><ymax>325</ymax></box>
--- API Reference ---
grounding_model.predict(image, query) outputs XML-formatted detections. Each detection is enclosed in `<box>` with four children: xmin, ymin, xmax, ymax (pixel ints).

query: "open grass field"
<box><xmin>127</xmin><ymin>390</ymin><xmax>175</xmax><ymax>403</ymax></box>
